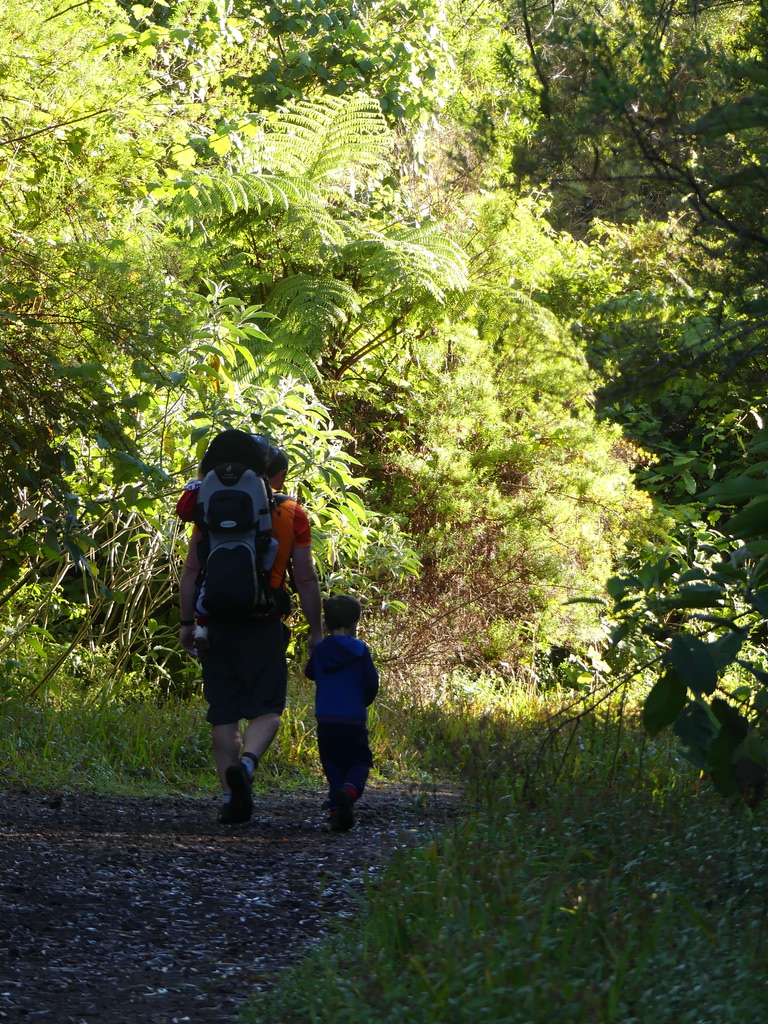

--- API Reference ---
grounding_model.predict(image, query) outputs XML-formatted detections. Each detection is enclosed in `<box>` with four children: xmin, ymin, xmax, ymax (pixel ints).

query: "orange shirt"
<box><xmin>176</xmin><ymin>482</ymin><xmax>311</xmax><ymax>591</ymax></box>
<box><xmin>269</xmin><ymin>494</ymin><xmax>311</xmax><ymax>589</ymax></box>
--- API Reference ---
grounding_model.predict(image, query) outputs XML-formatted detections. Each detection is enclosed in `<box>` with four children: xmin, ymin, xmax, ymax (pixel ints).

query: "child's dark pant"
<box><xmin>316</xmin><ymin>722</ymin><xmax>373</xmax><ymax>808</ymax></box>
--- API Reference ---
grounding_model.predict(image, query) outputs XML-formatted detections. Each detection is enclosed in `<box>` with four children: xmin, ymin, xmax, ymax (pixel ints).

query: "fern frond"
<box><xmin>269</xmin><ymin>274</ymin><xmax>361</xmax><ymax>331</ymax></box>
<box><xmin>152</xmin><ymin>96</ymin><xmax>392</xmax><ymax>242</ymax></box>
<box><xmin>240</xmin><ymin>274</ymin><xmax>363</xmax><ymax>378</ymax></box>
<box><xmin>257</xmin><ymin>94</ymin><xmax>391</xmax><ymax>183</ymax></box>
<box><xmin>279</xmin><ymin>201</ymin><xmax>348</xmax><ymax>247</ymax></box>
<box><xmin>151</xmin><ymin>171</ymin><xmax>313</xmax><ymax>232</ymax></box>
<box><xmin>342</xmin><ymin>224</ymin><xmax>468</xmax><ymax>303</ymax></box>
<box><xmin>473</xmin><ymin>286</ymin><xmax>564</xmax><ymax>349</ymax></box>
<box><xmin>232</xmin><ymin>338</ymin><xmax>321</xmax><ymax>387</ymax></box>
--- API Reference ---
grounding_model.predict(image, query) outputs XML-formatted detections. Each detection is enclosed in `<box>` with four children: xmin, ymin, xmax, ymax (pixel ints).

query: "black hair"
<box><xmin>199</xmin><ymin>429</ymin><xmax>287</xmax><ymax>478</ymax></box>
<box><xmin>265</xmin><ymin>448</ymin><xmax>289</xmax><ymax>477</ymax></box>
<box><xmin>324</xmin><ymin>593</ymin><xmax>362</xmax><ymax>630</ymax></box>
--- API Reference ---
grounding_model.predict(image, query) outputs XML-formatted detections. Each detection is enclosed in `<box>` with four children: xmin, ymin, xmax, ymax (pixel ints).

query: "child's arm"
<box><xmin>304</xmin><ymin>652</ymin><xmax>316</xmax><ymax>680</ymax></box>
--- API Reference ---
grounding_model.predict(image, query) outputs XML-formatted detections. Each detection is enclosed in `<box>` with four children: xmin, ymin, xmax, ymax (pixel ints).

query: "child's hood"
<box><xmin>315</xmin><ymin>634</ymin><xmax>368</xmax><ymax>672</ymax></box>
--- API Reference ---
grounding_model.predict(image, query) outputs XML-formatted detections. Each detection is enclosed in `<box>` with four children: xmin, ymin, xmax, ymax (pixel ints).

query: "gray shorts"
<box><xmin>198</xmin><ymin>617</ymin><xmax>288</xmax><ymax>725</ymax></box>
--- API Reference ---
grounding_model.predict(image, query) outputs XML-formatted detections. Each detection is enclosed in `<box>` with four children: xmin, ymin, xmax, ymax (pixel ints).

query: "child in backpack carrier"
<box><xmin>304</xmin><ymin>594</ymin><xmax>379</xmax><ymax>831</ymax></box>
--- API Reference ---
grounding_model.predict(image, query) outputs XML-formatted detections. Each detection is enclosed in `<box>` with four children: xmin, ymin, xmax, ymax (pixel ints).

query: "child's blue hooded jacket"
<box><xmin>305</xmin><ymin>635</ymin><xmax>379</xmax><ymax>723</ymax></box>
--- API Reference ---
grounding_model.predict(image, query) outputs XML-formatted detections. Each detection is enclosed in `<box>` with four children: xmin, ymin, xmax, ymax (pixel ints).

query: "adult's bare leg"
<box><xmin>242</xmin><ymin>712</ymin><xmax>281</xmax><ymax>763</ymax></box>
<box><xmin>211</xmin><ymin>713</ymin><xmax>281</xmax><ymax>791</ymax></box>
<box><xmin>211</xmin><ymin>722</ymin><xmax>241</xmax><ymax>790</ymax></box>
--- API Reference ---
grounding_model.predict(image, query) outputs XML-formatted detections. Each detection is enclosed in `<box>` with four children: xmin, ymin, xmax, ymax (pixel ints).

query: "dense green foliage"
<box><xmin>5</xmin><ymin>4</ymin><xmax>768</xmax><ymax>1020</ymax></box>
<box><xmin>4</xmin><ymin>0</ymin><xmax>768</xmax><ymax>805</ymax></box>
<box><xmin>0</xmin><ymin>0</ymin><xmax>645</xmax><ymax>699</ymax></box>
<box><xmin>496</xmin><ymin>0</ymin><xmax>768</xmax><ymax>801</ymax></box>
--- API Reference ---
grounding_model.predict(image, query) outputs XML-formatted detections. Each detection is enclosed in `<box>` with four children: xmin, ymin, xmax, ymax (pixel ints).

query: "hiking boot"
<box><xmin>334</xmin><ymin>786</ymin><xmax>355</xmax><ymax>832</ymax></box>
<box><xmin>223</xmin><ymin>762</ymin><xmax>253</xmax><ymax>823</ymax></box>
<box><xmin>217</xmin><ymin>801</ymin><xmax>248</xmax><ymax>825</ymax></box>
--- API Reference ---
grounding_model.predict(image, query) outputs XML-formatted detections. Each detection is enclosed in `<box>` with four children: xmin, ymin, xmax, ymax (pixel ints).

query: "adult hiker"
<box><xmin>178</xmin><ymin>428</ymin><xmax>323</xmax><ymax>824</ymax></box>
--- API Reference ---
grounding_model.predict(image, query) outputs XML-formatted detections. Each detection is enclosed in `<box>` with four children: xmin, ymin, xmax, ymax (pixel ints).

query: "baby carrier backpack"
<box><xmin>192</xmin><ymin>461</ymin><xmax>278</xmax><ymax>618</ymax></box>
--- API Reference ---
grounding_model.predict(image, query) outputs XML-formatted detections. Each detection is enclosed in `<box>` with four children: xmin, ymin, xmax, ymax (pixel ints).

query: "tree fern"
<box><xmin>233</xmin><ymin>336</ymin><xmax>321</xmax><ymax>385</ymax></box>
<box><xmin>258</xmin><ymin>275</ymin><xmax>363</xmax><ymax>373</ymax></box>
<box><xmin>151</xmin><ymin>95</ymin><xmax>390</xmax><ymax>238</ymax></box>
<box><xmin>150</xmin><ymin>95</ymin><xmax>468</xmax><ymax>381</ymax></box>
<box><xmin>267</xmin><ymin>199</ymin><xmax>350</xmax><ymax>248</ymax></box>
<box><xmin>257</xmin><ymin>226</ymin><xmax>469</xmax><ymax>376</ymax></box>
<box><xmin>269</xmin><ymin>275</ymin><xmax>361</xmax><ymax>330</ymax></box>
<box><xmin>151</xmin><ymin>171</ymin><xmax>314</xmax><ymax>235</ymax></box>
<box><xmin>473</xmin><ymin>286</ymin><xmax>564</xmax><ymax>351</ymax></box>
<box><xmin>342</xmin><ymin>225</ymin><xmax>468</xmax><ymax>303</ymax></box>
<box><xmin>255</xmin><ymin>94</ymin><xmax>391</xmax><ymax>183</ymax></box>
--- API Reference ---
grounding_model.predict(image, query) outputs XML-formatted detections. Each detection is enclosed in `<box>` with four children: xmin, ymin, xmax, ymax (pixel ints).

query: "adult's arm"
<box><xmin>292</xmin><ymin>544</ymin><xmax>324</xmax><ymax>653</ymax></box>
<box><xmin>179</xmin><ymin>529</ymin><xmax>201</xmax><ymax>655</ymax></box>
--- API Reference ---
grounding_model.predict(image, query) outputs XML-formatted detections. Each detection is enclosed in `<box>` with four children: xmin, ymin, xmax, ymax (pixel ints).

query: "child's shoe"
<box><xmin>333</xmin><ymin>785</ymin><xmax>356</xmax><ymax>831</ymax></box>
<box><xmin>194</xmin><ymin>623</ymin><xmax>209</xmax><ymax>651</ymax></box>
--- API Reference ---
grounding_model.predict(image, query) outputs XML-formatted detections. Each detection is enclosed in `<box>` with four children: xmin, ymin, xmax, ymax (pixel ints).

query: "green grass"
<box><xmin>240</xmin><ymin>676</ymin><xmax>768</xmax><ymax>1024</ymax></box>
<box><xmin>0</xmin><ymin>667</ymin><xmax>463</xmax><ymax>795</ymax></box>
<box><xmin>244</xmin><ymin>779</ymin><xmax>768</xmax><ymax>1023</ymax></box>
<box><xmin>0</xmin><ymin>693</ymin><xmax>214</xmax><ymax>794</ymax></box>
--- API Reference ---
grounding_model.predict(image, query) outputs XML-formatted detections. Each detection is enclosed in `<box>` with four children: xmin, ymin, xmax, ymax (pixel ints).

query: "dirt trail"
<box><xmin>0</xmin><ymin>786</ymin><xmax>456</xmax><ymax>1024</ymax></box>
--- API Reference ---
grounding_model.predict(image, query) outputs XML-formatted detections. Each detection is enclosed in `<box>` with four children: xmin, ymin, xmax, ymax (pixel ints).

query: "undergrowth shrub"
<box><xmin>243</xmin><ymin>697</ymin><xmax>767</xmax><ymax>1024</ymax></box>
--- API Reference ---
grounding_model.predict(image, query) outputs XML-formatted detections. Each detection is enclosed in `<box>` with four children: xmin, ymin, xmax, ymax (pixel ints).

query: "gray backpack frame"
<box><xmin>193</xmin><ymin>461</ymin><xmax>277</xmax><ymax>618</ymax></box>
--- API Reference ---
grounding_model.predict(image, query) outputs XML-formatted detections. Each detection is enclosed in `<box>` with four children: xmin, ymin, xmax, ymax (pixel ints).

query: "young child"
<box><xmin>304</xmin><ymin>594</ymin><xmax>379</xmax><ymax>831</ymax></box>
